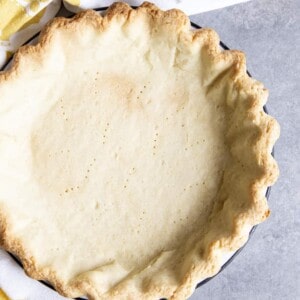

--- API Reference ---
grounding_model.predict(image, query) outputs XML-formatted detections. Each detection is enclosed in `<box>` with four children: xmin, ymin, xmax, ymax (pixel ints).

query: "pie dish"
<box><xmin>0</xmin><ymin>2</ymin><xmax>279</xmax><ymax>299</ymax></box>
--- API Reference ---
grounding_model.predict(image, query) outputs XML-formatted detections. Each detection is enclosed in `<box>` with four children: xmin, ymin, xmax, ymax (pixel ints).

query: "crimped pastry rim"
<box><xmin>1</xmin><ymin>16</ymin><xmax>274</xmax><ymax>298</ymax></box>
<box><xmin>0</xmin><ymin>2</ymin><xmax>280</xmax><ymax>300</ymax></box>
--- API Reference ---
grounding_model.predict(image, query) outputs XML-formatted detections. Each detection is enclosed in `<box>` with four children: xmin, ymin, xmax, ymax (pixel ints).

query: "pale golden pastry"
<box><xmin>0</xmin><ymin>289</ymin><xmax>10</xmax><ymax>300</ymax></box>
<box><xmin>0</xmin><ymin>2</ymin><xmax>279</xmax><ymax>299</ymax></box>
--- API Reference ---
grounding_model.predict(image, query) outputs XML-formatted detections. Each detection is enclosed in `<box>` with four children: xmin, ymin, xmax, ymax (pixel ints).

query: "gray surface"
<box><xmin>189</xmin><ymin>0</ymin><xmax>300</xmax><ymax>299</ymax></box>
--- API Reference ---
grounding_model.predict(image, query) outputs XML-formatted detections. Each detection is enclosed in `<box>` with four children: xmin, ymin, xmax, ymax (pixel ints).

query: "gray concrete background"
<box><xmin>189</xmin><ymin>0</ymin><xmax>300</xmax><ymax>299</ymax></box>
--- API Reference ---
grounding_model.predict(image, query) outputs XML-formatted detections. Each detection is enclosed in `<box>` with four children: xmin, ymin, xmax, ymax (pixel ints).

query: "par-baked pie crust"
<box><xmin>0</xmin><ymin>2</ymin><xmax>279</xmax><ymax>299</ymax></box>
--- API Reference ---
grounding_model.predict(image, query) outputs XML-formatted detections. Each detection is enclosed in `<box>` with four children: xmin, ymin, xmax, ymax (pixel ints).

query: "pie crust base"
<box><xmin>0</xmin><ymin>2</ymin><xmax>279</xmax><ymax>299</ymax></box>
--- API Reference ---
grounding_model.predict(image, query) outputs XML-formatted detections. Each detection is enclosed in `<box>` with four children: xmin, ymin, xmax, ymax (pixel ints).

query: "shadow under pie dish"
<box><xmin>0</xmin><ymin>2</ymin><xmax>279</xmax><ymax>299</ymax></box>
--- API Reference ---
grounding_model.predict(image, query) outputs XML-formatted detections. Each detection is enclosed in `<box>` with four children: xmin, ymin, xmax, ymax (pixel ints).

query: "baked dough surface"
<box><xmin>0</xmin><ymin>3</ymin><xmax>279</xmax><ymax>299</ymax></box>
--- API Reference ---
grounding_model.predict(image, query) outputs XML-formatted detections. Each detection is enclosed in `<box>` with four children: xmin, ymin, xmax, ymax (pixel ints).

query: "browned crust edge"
<box><xmin>0</xmin><ymin>2</ymin><xmax>280</xmax><ymax>300</ymax></box>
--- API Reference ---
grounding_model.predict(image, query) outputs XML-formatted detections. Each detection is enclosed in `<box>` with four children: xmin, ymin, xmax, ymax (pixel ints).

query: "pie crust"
<box><xmin>0</xmin><ymin>2</ymin><xmax>279</xmax><ymax>299</ymax></box>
